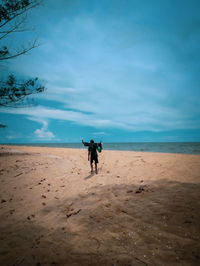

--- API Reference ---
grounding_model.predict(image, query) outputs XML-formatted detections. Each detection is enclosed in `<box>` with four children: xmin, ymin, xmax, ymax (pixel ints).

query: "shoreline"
<box><xmin>1</xmin><ymin>143</ymin><xmax>200</xmax><ymax>156</ymax></box>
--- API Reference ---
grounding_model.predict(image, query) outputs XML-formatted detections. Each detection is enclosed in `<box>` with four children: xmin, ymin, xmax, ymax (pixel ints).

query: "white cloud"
<box><xmin>93</xmin><ymin>132</ymin><xmax>108</xmax><ymax>135</ymax></box>
<box><xmin>0</xmin><ymin>106</ymin><xmax>129</xmax><ymax>129</ymax></box>
<box><xmin>27</xmin><ymin>116</ymin><xmax>47</xmax><ymax>124</ymax></box>
<box><xmin>1</xmin><ymin>104</ymin><xmax>200</xmax><ymax>132</ymax></box>
<box><xmin>32</xmin><ymin>119</ymin><xmax>55</xmax><ymax>140</ymax></box>
<box><xmin>34</xmin><ymin>127</ymin><xmax>54</xmax><ymax>139</ymax></box>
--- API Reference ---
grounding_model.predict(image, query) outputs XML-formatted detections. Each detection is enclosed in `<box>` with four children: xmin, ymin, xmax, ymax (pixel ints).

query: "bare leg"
<box><xmin>95</xmin><ymin>163</ymin><xmax>98</xmax><ymax>174</ymax></box>
<box><xmin>90</xmin><ymin>162</ymin><xmax>93</xmax><ymax>173</ymax></box>
<box><xmin>88</xmin><ymin>151</ymin><xmax>90</xmax><ymax>161</ymax></box>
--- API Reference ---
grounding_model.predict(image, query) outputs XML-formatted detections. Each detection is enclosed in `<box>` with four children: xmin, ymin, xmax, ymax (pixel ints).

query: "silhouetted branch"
<box><xmin>0</xmin><ymin>14</ymin><xmax>28</xmax><ymax>40</ymax></box>
<box><xmin>0</xmin><ymin>0</ymin><xmax>45</xmax><ymax>112</ymax></box>
<box><xmin>0</xmin><ymin>37</ymin><xmax>39</xmax><ymax>60</ymax></box>
<box><xmin>0</xmin><ymin>74</ymin><xmax>45</xmax><ymax>107</ymax></box>
<box><xmin>0</xmin><ymin>0</ymin><xmax>40</xmax><ymax>28</ymax></box>
<box><xmin>0</xmin><ymin>123</ymin><xmax>7</xmax><ymax>128</ymax></box>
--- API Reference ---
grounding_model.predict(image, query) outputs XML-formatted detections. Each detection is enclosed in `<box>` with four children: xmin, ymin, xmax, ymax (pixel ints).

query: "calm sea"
<box><xmin>4</xmin><ymin>142</ymin><xmax>200</xmax><ymax>155</ymax></box>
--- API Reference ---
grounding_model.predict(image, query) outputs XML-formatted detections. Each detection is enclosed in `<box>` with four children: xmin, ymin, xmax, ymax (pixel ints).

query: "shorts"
<box><xmin>90</xmin><ymin>154</ymin><xmax>98</xmax><ymax>164</ymax></box>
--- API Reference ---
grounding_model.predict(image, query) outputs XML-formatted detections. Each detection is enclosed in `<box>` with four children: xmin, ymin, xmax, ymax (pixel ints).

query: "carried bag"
<box><xmin>97</xmin><ymin>146</ymin><xmax>101</xmax><ymax>153</ymax></box>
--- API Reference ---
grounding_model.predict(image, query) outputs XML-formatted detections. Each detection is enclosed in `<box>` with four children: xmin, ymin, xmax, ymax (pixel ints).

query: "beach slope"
<box><xmin>0</xmin><ymin>145</ymin><xmax>200</xmax><ymax>265</ymax></box>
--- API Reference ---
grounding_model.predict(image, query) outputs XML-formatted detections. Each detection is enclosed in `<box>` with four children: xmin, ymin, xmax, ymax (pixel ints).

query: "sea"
<box><xmin>4</xmin><ymin>142</ymin><xmax>200</xmax><ymax>155</ymax></box>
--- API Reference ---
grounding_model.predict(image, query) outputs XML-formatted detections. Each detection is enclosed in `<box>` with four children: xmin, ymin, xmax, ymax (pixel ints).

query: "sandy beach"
<box><xmin>0</xmin><ymin>145</ymin><xmax>200</xmax><ymax>266</ymax></box>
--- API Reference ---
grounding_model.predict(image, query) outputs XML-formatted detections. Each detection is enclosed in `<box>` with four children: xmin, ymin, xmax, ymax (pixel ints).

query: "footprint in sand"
<box><xmin>9</xmin><ymin>209</ymin><xmax>15</xmax><ymax>214</ymax></box>
<box><xmin>35</xmin><ymin>234</ymin><xmax>44</xmax><ymax>245</ymax></box>
<box><xmin>135</xmin><ymin>185</ymin><xmax>149</xmax><ymax>193</ymax></box>
<box><xmin>27</xmin><ymin>214</ymin><xmax>35</xmax><ymax>220</ymax></box>
<box><xmin>37</xmin><ymin>178</ymin><xmax>46</xmax><ymax>185</ymax></box>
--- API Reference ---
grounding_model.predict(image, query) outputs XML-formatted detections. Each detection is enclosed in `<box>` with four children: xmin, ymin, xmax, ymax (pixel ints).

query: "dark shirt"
<box><xmin>82</xmin><ymin>141</ymin><xmax>102</xmax><ymax>156</ymax></box>
<box><xmin>88</xmin><ymin>143</ymin><xmax>98</xmax><ymax>156</ymax></box>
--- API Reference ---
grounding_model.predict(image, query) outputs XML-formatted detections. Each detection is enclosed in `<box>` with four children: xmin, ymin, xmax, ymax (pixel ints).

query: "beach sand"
<box><xmin>0</xmin><ymin>145</ymin><xmax>200</xmax><ymax>266</ymax></box>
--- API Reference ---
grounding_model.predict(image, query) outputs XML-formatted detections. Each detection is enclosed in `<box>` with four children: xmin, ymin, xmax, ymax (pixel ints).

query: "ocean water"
<box><xmin>5</xmin><ymin>142</ymin><xmax>200</xmax><ymax>155</ymax></box>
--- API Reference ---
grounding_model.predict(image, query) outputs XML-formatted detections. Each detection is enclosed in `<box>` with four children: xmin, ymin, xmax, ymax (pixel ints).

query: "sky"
<box><xmin>0</xmin><ymin>0</ymin><xmax>200</xmax><ymax>143</ymax></box>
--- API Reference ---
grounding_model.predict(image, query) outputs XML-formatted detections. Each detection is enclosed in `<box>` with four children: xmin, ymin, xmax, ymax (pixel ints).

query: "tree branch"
<box><xmin>0</xmin><ymin>123</ymin><xmax>7</xmax><ymax>128</ymax></box>
<box><xmin>0</xmin><ymin>27</ymin><xmax>33</xmax><ymax>34</ymax></box>
<box><xmin>0</xmin><ymin>1</ymin><xmax>45</xmax><ymax>109</ymax></box>
<box><xmin>0</xmin><ymin>14</ymin><xmax>27</xmax><ymax>40</ymax></box>
<box><xmin>0</xmin><ymin>1</ymin><xmax>40</xmax><ymax>29</ymax></box>
<box><xmin>0</xmin><ymin>38</ymin><xmax>39</xmax><ymax>60</ymax></box>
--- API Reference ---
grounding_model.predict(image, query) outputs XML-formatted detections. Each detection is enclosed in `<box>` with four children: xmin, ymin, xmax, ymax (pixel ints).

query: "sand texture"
<box><xmin>0</xmin><ymin>145</ymin><xmax>200</xmax><ymax>266</ymax></box>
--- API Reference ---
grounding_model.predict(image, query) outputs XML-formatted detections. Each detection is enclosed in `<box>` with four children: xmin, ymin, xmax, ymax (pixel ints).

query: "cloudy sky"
<box><xmin>0</xmin><ymin>0</ymin><xmax>200</xmax><ymax>143</ymax></box>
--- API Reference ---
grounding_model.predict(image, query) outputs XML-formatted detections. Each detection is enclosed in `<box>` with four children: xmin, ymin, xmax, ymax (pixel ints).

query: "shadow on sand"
<box><xmin>0</xmin><ymin>179</ymin><xmax>200</xmax><ymax>266</ymax></box>
<box><xmin>84</xmin><ymin>172</ymin><xmax>95</xmax><ymax>180</ymax></box>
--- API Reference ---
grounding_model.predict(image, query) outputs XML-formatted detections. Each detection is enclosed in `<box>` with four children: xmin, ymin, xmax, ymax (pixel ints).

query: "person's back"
<box><xmin>89</xmin><ymin>142</ymin><xmax>98</xmax><ymax>156</ymax></box>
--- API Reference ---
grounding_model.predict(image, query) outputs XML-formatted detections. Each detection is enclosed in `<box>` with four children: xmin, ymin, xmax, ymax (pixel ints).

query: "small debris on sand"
<box><xmin>66</xmin><ymin>209</ymin><xmax>81</xmax><ymax>218</ymax></box>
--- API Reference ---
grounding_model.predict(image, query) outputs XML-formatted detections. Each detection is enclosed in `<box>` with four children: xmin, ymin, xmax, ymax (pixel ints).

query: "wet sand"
<box><xmin>0</xmin><ymin>145</ymin><xmax>200</xmax><ymax>266</ymax></box>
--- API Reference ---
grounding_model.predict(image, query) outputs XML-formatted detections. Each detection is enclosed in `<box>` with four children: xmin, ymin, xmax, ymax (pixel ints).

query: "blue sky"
<box><xmin>0</xmin><ymin>0</ymin><xmax>200</xmax><ymax>143</ymax></box>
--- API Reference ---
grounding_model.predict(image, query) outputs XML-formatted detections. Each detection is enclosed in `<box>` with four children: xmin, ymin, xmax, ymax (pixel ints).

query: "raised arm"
<box><xmin>82</xmin><ymin>139</ymin><xmax>90</xmax><ymax>146</ymax></box>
